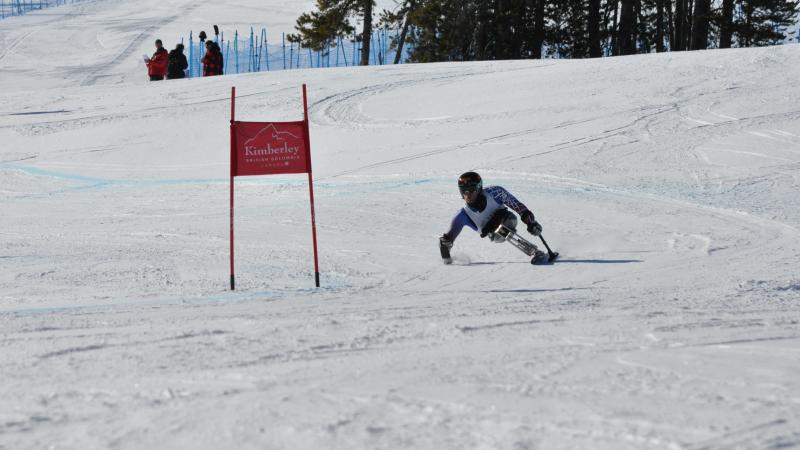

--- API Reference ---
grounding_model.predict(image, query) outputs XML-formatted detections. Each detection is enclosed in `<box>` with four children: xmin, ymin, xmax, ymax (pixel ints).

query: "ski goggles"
<box><xmin>458</xmin><ymin>181</ymin><xmax>482</xmax><ymax>195</ymax></box>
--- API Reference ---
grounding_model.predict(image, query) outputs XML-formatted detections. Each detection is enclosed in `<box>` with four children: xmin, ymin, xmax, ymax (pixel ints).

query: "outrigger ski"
<box><xmin>531</xmin><ymin>249</ymin><xmax>559</xmax><ymax>265</ymax></box>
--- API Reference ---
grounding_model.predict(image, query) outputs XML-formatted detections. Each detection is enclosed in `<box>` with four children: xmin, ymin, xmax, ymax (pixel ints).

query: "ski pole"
<box><xmin>538</xmin><ymin>234</ymin><xmax>557</xmax><ymax>259</ymax></box>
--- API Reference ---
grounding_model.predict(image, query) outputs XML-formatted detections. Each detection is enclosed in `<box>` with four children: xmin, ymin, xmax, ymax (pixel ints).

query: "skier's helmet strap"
<box><xmin>458</xmin><ymin>171</ymin><xmax>483</xmax><ymax>195</ymax></box>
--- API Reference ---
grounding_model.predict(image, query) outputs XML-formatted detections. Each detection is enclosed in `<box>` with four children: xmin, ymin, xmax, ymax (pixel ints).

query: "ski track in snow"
<box><xmin>1</xmin><ymin>3</ymin><xmax>800</xmax><ymax>449</ymax></box>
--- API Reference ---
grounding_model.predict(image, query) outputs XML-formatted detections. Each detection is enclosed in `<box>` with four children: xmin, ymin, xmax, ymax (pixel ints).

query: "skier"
<box><xmin>439</xmin><ymin>171</ymin><xmax>546</xmax><ymax>264</ymax></box>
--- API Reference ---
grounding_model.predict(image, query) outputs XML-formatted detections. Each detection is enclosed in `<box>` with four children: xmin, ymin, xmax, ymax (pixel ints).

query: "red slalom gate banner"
<box><xmin>229</xmin><ymin>84</ymin><xmax>320</xmax><ymax>290</ymax></box>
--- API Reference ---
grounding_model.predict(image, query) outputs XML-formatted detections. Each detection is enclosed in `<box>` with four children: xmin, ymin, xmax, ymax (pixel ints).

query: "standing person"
<box><xmin>145</xmin><ymin>39</ymin><xmax>169</xmax><ymax>81</ymax></box>
<box><xmin>439</xmin><ymin>171</ymin><xmax>546</xmax><ymax>264</ymax></box>
<box><xmin>201</xmin><ymin>40</ymin><xmax>224</xmax><ymax>76</ymax></box>
<box><xmin>167</xmin><ymin>43</ymin><xmax>188</xmax><ymax>79</ymax></box>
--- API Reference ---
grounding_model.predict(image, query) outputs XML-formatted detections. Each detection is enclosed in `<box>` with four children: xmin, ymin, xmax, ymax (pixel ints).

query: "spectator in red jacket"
<box><xmin>145</xmin><ymin>39</ymin><xmax>169</xmax><ymax>81</ymax></box>
<box><xmin>201</xmin><ymin>40</ymin><xmax>224</xmax><ymax>76</ymax></box>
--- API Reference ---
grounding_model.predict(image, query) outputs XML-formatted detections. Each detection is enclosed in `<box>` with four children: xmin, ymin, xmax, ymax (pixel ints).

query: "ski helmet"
<box><xmin>458</xmin><ymin>171</ymin><xmax>483</xmax><ymax>195</ymax></box>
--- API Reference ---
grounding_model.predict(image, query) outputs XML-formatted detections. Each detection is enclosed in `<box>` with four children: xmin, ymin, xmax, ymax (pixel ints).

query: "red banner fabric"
<box><xmin>232</xmin><ymin>121</ymin><xmax>309</xmax><ymax>176</ymax></box>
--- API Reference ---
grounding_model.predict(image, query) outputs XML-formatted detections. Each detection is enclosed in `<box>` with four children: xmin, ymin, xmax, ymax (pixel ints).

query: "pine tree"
<box><xmin>549</xmin><ymin>0</ymin><xmax>591</xmax><ymax>58</ymax></box>
<box><xmin>290</xmin><ymin>0</ymin><xmax>376</xmax><ymax>65</ymax></box>
<box><xmin>735</xmin><ymin>0</ymin><xmax>798</xmax><ymax>46</ymax></box>
<box><xmin>380</xmin><ymin>0</ymin><xmax>418</xmax><ymax>63</ymax></box>
<box><xmin>375</xmin><ymin>0</ymin><xmax>798</xmax><ymax>63</ymax></box>
<box><xmin>406</xmin><ymin>0</ymin><xmax>481</xmax><ymax>62</ymax></box>
<box><xmin>638</xmin><ymin>0</ymin><xmax>666</xmax><ymax>52</ymax></box>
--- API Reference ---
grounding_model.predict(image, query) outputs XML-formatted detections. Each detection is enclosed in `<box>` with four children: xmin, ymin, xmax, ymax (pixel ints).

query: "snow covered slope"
<box><xmin>1</xmin><ymin>1</ymin><xmax>800</xmax><ymax>449</ymax></box>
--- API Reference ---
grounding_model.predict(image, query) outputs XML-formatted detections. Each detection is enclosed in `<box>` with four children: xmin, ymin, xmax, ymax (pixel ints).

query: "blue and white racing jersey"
<box><xmin>443</xmin><ymin>186</ymin><xmax>530</xmax><ymax>242</ymax></box>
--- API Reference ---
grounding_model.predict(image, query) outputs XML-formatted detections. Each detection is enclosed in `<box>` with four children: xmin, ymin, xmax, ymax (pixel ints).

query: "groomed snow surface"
<box><xmin>2</xmin><ymin>1</ymin><xmax>800</xmax><ymax>449</ymax></box>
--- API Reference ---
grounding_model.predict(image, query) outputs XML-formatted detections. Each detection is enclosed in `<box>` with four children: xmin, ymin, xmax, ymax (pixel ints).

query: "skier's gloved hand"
<box><xmin>527</xmin><ymin>220</ymin><xmax>542</xmax><ymax>236</ymax></box>
<box><xmin>520</xmin><ymin>210</ymin><xmax>535</xmax><ymax>225</ymax></box>
<box><xmin>520</xmin><ymin>210</ymin><xmax>542</xmax><ymax>236</ymax></box>
<box><xmin>439</xmin><ymin>235</ymin><xmax>453</xmax><ymax>249</ymax></box>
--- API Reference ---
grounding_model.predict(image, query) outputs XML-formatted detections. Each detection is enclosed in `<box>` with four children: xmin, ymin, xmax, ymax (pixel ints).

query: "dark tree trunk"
<box><xmin>589</xmin><ymin>0</ymin><xmax>603</xmax><ymax>57</ymax></box>
<box><xmin>674</xmin><ymin>0</ymin><xmax>685</xmax><ymax>50</ymax></box>
<box><xmin>509</xmin><ymin>0</ymin><xmax>525</xmax><ymax>58</ymax></box>
<box><xmin>360</xmin><ymin>0</ymin><xmax>373</xmax><ymax>65</ymax></box>
<box><xmin>393</xmin><ymin>0</ymin><xmax>415</xmax><ymax>64</ymax></box>
<box><xmin>686</xmin><ymin>0</ymin><xmax>694</xmax><ymax>49</ymax></box>
<box><xmin>532</xmin><ymin>0</ymin><xmax>545</xmax><ymax>58</ymax></box>
<box><xmin>690</xmin><ymin>0</ymin><xmax>710</xmax><ymax>49</ymax></box>
<box><xmin>719</xmin><ymin>0</ymin><xmax>734</xmax><ymax>48</ymax></box>
<box><xmin>656</xmin><ymin>0</ymin><xmax>665</xmax><ymax>51</ymax></box>
<box><xmin>618</xmin><ymin>0</ymin><xmax>636</xmax><ymax>54</ymax></box>
<box><xmin>611</xmin><ymin>0</ymin><xmax>620</xmax><ymax>54</ymax></box>
<box><xmin>496</xmin><ymin>0</ymin><xmax>509</xmax><ymax>59</ymax></box>
<box><xmin>666</xmin><ymin>0</ymin><xmax>675</xmax><ymax>49</ymax></box>
<box><xmin>742</xmin><ymin>1</ymin><xmax>753</xmax><ymax>46</ymax></box>
<box><xmin>635</xmin><ymin>0</ymin><xmax>647</xmax><ymax>52</ymax></box>
<box><xmin>475</xmin><ymin>1</ymin><xmax>489</xmax><ymax>60</ymax></box>
<box><xmin>601</xmin><ymin>0</ymin><xmax>615</xmax><ymax>54</ymax></box>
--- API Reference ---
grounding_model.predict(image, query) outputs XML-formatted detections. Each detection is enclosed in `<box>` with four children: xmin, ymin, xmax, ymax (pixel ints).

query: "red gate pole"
<box><xmin>230</xmin><ymin>87</ymin><xmax>236</xmax><ymax>290</ymax></box>
<box><xmin>303</xmin><ymin>84</ymin><xmax>320</xmax><ymax>287</ymax></box>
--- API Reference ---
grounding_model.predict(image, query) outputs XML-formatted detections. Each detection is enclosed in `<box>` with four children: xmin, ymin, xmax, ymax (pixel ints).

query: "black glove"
<box><xmin>527</xmin><ymin>220</ymin><xmax>542</xmax><ymax>236</ymax></box>
<box><xmin>520</xmin><ymin>210</ymin><xmax>541</xmax><ymax>235</ymax></box>
<box><xmin>520</xmin><ymin>210</ymin><xmax>534</xmax><ymax>225</ymax></box>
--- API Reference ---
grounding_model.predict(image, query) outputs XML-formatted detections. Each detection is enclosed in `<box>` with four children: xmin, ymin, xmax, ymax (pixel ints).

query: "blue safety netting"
<box><xmin>0</xmin><ymin>0</ymin><xmax>83</xmax><ymax>19</ymax></box>
<box><xmin>180</xmin><ymin>28</ymin><xmax>414</xmax><ymax>78</ymax></box>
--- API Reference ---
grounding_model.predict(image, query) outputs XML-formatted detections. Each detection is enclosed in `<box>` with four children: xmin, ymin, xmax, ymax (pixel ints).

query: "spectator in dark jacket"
<box><xmin>167</xmin><ymin>44</ymin><xmax>188</xmax><ymax>79</ymax></box>
<box><xmin>201</xmin><ymin>40</ymin><xmax>224</xmax><ymax>76</ymax></box>
<box><xmin>145</xmin><ymin>39</ymin><xmax>169</xmax><ymax>81</ymax></box>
